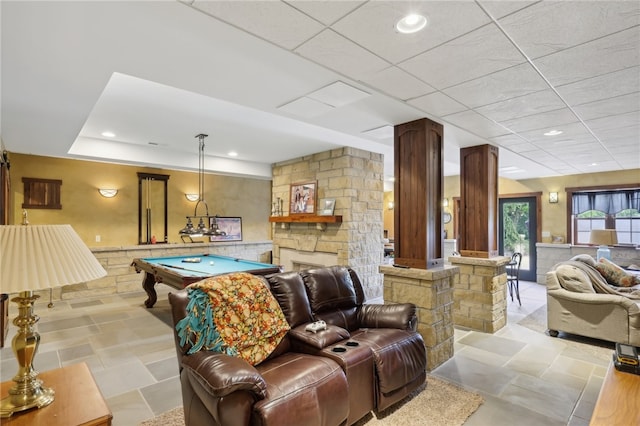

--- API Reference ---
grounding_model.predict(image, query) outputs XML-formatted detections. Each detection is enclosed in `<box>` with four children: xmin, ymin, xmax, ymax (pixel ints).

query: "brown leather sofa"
<box><xmin>168</xmin><ymin>265</ymin><xmax>427</xmax><ymax>426</ymax></box>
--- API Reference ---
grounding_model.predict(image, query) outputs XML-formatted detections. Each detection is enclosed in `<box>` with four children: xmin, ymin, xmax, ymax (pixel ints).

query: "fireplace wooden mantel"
<box><xmin>269</xmin><ymin>214</ymin><xmax>342</xmax><ymax>230</ymax></box>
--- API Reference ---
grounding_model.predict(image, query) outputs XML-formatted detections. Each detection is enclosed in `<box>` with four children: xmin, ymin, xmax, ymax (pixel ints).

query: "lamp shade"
<box><xmin>0</xmin><ymin>225</ymin><xmax>107</xmax><ymax>293</ymax></box>
<box><xmin>589</xmin><ymin>229</ymin><xmax>618</xmax><ymax>246</ymax></box>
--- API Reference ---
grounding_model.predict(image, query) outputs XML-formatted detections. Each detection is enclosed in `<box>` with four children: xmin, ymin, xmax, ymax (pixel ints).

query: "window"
<box><xmin>570</xmin><ymin>187</ymin><xmax>640</xmax><ymax>245</ymax></box>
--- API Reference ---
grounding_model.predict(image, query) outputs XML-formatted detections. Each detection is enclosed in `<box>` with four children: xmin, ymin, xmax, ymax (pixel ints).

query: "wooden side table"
<box><xmin>590</xmin><ymin>360</ymin><xmax>640</xmax><ymax>425</ymax></box>
<box><xmin>1</xmin><ymin>362</ymin><xmax>112</xmax><ymax>425</ymax></box>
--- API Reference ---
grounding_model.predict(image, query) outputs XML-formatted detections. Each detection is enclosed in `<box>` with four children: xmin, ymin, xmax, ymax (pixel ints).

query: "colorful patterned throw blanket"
<box><xmin>176</xmin><ymin>272</ymin><xmax>290</xmax><ymax>365</ymax></box>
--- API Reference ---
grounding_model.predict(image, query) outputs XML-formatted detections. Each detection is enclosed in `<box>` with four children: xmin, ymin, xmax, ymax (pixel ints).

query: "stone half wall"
<box><xmin>43</xmin><ymin>241</ymin><xmax>273</xmax><ymax>301</ymax></box>
<box><xmin>271</xmin><ymin>147</ymin><xmax>385</xmax><ymax>301</ymax></box>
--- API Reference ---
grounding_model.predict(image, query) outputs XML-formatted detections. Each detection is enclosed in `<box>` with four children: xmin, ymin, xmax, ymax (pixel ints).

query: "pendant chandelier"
<box><xmin>178</xmin><ymin>134</ymin><xmax>226</xmax><ymax>237</ymax></box>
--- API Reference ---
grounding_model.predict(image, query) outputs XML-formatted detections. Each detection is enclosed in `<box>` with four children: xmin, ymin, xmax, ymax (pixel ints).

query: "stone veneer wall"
<box><xmin>43</xmin><ymin>241</ymin><xmax>273</xmax><ymax>301</ymax></box>
<box><xmin>271</xmin><ymin>147</ymin><xmax>385</xmax><ymax>301</ymax></box>
<box><xmin>536</xmin><ymin>243</ymin><xmax>640</xmax><ymax>284</ymax></box>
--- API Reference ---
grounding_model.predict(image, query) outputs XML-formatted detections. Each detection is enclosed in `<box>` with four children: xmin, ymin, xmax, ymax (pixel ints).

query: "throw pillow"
<box><xmin>594</xmin><ymin>258</ymin><xmax>638</xmax><ymax>288</ymax></box>
<box><xmin>555</xmin><ymin>264</ymin><xmax>595</xmax><ymax>293</ymax></box>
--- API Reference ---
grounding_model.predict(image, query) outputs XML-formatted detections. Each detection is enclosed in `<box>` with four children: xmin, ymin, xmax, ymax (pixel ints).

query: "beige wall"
<box><xmin>8</xmin><ymin>153</ymin><xmax>272</xmax><ymax>247</ymax></box>
<box><xmin>386</xmin><ymin>169</ymin><xmax>639</xmax><ymax>243</ymax></box>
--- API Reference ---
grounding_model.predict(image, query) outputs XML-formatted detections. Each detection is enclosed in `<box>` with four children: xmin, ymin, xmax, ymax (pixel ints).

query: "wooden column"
<box><xmin>459</xmin><ymin>144</ymin><xmax>499</xmax><ymax>258</ymax></box>
<box><xmin>394</xmin><ymin>118</ymin><xmax>444</xmax><ymax>269</ymax></box>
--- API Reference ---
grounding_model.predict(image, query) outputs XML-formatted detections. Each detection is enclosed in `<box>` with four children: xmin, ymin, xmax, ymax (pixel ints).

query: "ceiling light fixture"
<box><xmin>178</xmin><ymin>134</ymin><xmax>226</xmax><ymax>238</ymax></box>
<box><xmin>543</xmin><ymin>130</ymin><xmax>563</xmax><ymax>136</ymax></box>
<box><xmin>396</xmin><ymin>13</ymin><xmax>427</xmax><ymax>34</ymax></box>
<box><xmin>101</xmin><ymin>131</ymin><xmax>116</xmax><ymax>138</ymax></box>
<box><xmin>228</xmin><ymin>151</ymin><xmax>238</xmax><ymax>157</ymax></box>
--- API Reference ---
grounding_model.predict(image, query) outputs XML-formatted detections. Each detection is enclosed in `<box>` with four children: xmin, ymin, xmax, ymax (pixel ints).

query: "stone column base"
<box><xmin>449</xmin><ymin>256</ymin><xmax>510</xmax><ymax>333</ymax></box>
<box><xmin>379</xmin><ymin>264</ymin><xmax>459</xmax><ymax>371</ymax></box>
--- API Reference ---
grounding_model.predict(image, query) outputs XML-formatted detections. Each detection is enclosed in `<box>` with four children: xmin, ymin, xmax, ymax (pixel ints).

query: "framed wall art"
<box><xmin>210</xmin><ymin>216</ymin><xmax>243</xmax><ymax>242</ymax></box>
<box><xmin>289</xmin><ymin>181</ymin><xmax>316</xmax><ymax>214</ymax></box>
<box><xmin>318</xmin><ymin>198</ymin><xmax>336</xmax><ymax>216</ymax></box>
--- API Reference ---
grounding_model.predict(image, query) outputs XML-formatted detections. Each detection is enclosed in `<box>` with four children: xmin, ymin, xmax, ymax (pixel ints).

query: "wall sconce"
<box><xmin>185</xmin><ymin>193</ymin><xmax>199</xmax><ymax>202</ymax></box>
<box><xmin>442</xmin><ymin>198</ymin><xmax>449</xmax><ymax>207</ymax></box>
<box><xmin>549</xmin><ymin>192</ymin><xmax>559</xmax><ymax>203</ymax></box>
<box><xmin>98</xmin><ymin>189</ymin><xmax>118</xmax><ymax>198</ymax></box>
<box><xmin>387</xmin><ymin>202</ymin><xmax>394</xmax><ymax>210</ymax></box>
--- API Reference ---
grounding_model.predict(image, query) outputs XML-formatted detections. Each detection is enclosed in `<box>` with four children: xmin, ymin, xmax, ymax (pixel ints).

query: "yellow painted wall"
<box><xmin>386</xmin><ymin>169</ymin><xmax>639</xmax><ymax>242</ymax></box>
<box><xmin>8</xmin><ymin>153</ymin><xmax>272</xmax><ymax>247</ymax></box>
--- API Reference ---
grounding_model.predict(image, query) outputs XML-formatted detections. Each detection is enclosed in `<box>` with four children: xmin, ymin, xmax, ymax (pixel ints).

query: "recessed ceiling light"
<box><xmin>101</xmin><ymin>131</ymin><xmax>116</xmax><ymax>138</ymax></box>
<box><xmin>543</xmin><ymin>130</ymin><xmax>563</xmax><ymax>136</ymax></box>
<box><xmin>396</xmin><ymin>14</ymin><xmax>427</xmax><ymax>34</ymax></box>
<box><xmin>228</xmin><ymin>151</ymin><xmax>238</xmax><ymax>157</ymax></box>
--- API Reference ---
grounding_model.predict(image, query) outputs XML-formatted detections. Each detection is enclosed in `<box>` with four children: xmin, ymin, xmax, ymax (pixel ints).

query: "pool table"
<box><xmin>131</xmin><ymin>254</ymin><xmax>282</xmax><ymax>307</ymax></box>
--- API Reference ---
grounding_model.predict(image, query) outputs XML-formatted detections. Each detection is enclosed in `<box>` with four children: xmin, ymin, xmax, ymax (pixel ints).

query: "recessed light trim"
<box><xmin>396</xmin><ymin>14</ymin><xmax>427</xmax><ymax>34</ymax></box>
<box><xmin>228</xmin><ymin>151</ymin><xmax>238</xmax><ymax>157</ymax></box>
<box><xmin>101</xmin><ymin>131</ymin><xmax>116</xmax><ymax>138</ymax></box>
<box><xmin>543</xmin><ymin>130</ymin><xmax>563</xmax><ymax>136</ymax></box>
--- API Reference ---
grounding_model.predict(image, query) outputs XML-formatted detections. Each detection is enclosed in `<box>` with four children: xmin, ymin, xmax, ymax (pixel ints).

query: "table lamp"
<box><xmin>0</xmin><ymin>225</ymin><xmax>107</xmax><ymax>418</ymax></box>
<box><xmin>589</xmin><ymin>229</ymin><xmax>618</xmax><ymax>261</ymax></box>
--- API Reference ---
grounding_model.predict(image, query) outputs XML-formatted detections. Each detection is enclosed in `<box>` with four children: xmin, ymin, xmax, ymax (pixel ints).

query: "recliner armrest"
<box><xmin>182</xmin><ymin>350</ymin><xmax>267</xmax><ymax>399</ymax></box>
<box><xmin>357</xmin><ymin>303</ymin><xmax>417</xmax><ymax>331</ymax></box>
<box><xmin>289</xmin><ymin>324</ymin><xmax>351</xmax><ymax>349</ymax></box>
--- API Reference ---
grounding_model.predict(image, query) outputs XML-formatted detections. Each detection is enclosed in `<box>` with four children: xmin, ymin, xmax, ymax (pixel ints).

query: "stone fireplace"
<box><xmin>279</xmin><ymin>247</ymin><xmax>338</xmax><ymax>271</ymax></box>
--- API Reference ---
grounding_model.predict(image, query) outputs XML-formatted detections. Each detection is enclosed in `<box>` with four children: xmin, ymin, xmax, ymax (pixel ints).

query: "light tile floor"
<box><xmin>0</xmin><ymin>280</ymin><xmax>613</xmax><ymax>425</ymax></box>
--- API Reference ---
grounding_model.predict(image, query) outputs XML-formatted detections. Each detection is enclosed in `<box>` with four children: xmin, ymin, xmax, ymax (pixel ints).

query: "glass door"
<box><xmin>499</xmin><ymin>197</ymin><xmax>537</xmax><ymax>282</ymax></box>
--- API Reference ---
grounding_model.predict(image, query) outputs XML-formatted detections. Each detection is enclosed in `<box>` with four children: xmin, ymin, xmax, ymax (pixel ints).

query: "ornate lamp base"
<box><xmin>0</xmin><ymin>383</ymin><xmax>54</xmax><ymax>417</ymax></box>
<box><xmin>0</xmin><ymin>291</ymin><xmax>55</xmax><ymax>418</ymax></box>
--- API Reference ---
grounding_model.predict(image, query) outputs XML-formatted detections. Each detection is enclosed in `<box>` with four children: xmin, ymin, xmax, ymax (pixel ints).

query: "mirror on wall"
<box><xmin>138</xmin><ymin>172</ymin><xmax>169</xmax><ymax>244</ymax></box>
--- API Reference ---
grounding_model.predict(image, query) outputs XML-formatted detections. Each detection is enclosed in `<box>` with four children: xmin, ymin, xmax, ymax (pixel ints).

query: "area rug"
<box><xmin>139</xmin><ymin>376</ymin><xmax>483</xmax><ymax>426</ymax></box>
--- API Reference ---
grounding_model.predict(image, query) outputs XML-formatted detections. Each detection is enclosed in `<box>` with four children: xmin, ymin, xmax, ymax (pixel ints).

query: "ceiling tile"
<box><xmin>192</xmin><ymin>1</ymin><xmax>325</xmax><ymax>50</ymax></box>
<box><xmin>534</xmin><ymin>26</ymin><xmax>640</xmax><ymax>86</ymax></box>
<box><xmin>307</xmin><ymin>81</ymin><xmax>370</xmax><ymax>107</ymax></box>
<box><xmin>330</xmin><ymin>1</ymin><xmax>490</xmax><ymax>64</ymax></box>
<box><xmin>573</xmin><ymin>93</ymin><xmax>640</xmax><ymax>121</ymax></box>
<box><xmin>399</xmin><ymin>23</ymin><xmax>525</xmax><ymax>89</ymax></box>
<box><xmin>557</xmin><ymin>66</ymin><xmax>640</xmax><ymax>106</ymax></box>
<box><xmin>475</xmin><ymin>89</ymin><xmax>566</xmax><ymax>123</ymax></box>
<box><xmin>585</xmin><ymin>110</ymin><xmax>640</xmax><ymax>132</ymax></box>
<box><xmin>295</xmin><ymin>29</ymin><xmax>390</xmax><ymax>81</ymax></box>
<box><xmin>286</xmin><ymin>0</ymin><xmax>365</xmax><ymax>26</ymax></box>
<box><xmin>443</xmin><ymin>62</ymin><xmax>548</xmax><ymax>109</ymax></box>
<box><xmin>500</xmin><ymin>108</ymin><xmax>580</xmax><ymax>134</ymax></box>
<box><xmin>520</xmin><ymin>121</ymin><xmax>595</xmax><ymax>144</ymax></box>
<box><xmin>443</xmin><ymin>110</ymin><xmax>509</xmax><ymax>139</ymax></box>
<box><xmin>497</xmin><ymin>1</ymin><xmax>640</xmax><ymax>59</ymax></box>
<box><xmin>478</xmin><ymin>1</ymin><xmax>538</xmax><ymax>20</ymax></box>
<box><xmin>408</xmin><ymin>92</ymin><xmax>467</xmax><ymax>117</ymax></box>
<box><xmin>361</xmin><ymin>66</ymin><xmax>435</xmax><ymax>101</ymax></box>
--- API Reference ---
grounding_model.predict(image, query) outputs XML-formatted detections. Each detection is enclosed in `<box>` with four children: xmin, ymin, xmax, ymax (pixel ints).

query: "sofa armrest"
<box><xmin>548</xmin><ymin>288</ymin><xmax>640</xmax><ymax>312</ymax></box>
<box><xmin>357</xmin><ymin>303</ymin><xmax>417</xmax><ymax>331</ymax></box>
<box><xmin>289</xmin><ymin>324</ymin><xmax>350</xmax><ymax>349</ymax></box>
<box><xmin>182</xmin><ymin>351</ymin><xmax>267</xmax><ymax>399</ymax></box>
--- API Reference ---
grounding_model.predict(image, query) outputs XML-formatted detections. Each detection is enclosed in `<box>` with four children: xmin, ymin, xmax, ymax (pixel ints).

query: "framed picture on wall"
<box><xmin>289</xmin><ymin>181</ymin><xmax>316</xmax><ymax>214</ymax></box>
<box><xmin>318</xmin><ymin>198</ymin><xmax>336</xmax><ymax>216</ymax></box>
<box><xmin>210</xmin><ymin>216</ymin><xmax>242</xmax><ymax>242</ymax></box>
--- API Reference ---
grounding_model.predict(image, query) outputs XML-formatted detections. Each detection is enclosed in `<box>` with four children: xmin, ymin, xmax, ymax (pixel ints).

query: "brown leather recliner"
<box><xmin>168</xmin><ymin>265</ymin><xmax>426</xmax><ymax>426</ymax></box>
<box><xmin>266</xmin><ymin>266</ymin><xmax>427</xmax><ymax>418</ymax></box>
<box><xmin>168</xmin><ymin>291</ymin><xmax>350</xmax><ymax>426</ymax></box>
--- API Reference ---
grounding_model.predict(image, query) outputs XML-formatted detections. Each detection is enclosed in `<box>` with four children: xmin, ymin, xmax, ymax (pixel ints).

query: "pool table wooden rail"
<box><xmin>131</xmin><ymin>255</ymin><xmax>281</xmax><ymax>308</ymax></box>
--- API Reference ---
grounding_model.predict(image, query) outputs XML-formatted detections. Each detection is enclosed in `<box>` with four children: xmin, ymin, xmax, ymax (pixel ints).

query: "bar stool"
<box><xmin>507</xmin><ymin>252</ymin><xmax>522</xmax><ymax>306</ymax></box>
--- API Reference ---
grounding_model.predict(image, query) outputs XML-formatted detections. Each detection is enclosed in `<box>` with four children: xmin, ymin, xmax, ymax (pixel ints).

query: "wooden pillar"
<box><xmin>459</xmin><ymin>144</ymin><xmax>499</xmax><ymax>258</ymax></box>
<box><xmin>393</xmin><ymin>118</ymin><xmax>444</xmax><ymax>269</ymax></box>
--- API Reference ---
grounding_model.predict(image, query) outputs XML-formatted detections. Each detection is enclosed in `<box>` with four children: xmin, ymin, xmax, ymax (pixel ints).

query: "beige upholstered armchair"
<box><xmin>546</xmin><ymin>258</ymin><xmax>640</xmax><ymax>347</ymax></box>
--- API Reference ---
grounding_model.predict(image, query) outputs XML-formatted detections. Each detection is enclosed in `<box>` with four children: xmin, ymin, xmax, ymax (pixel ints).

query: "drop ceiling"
<box><xmin>1</xmin><ymin>1</ymin><xmax>638</xmax><ymax>186</ymax></box>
